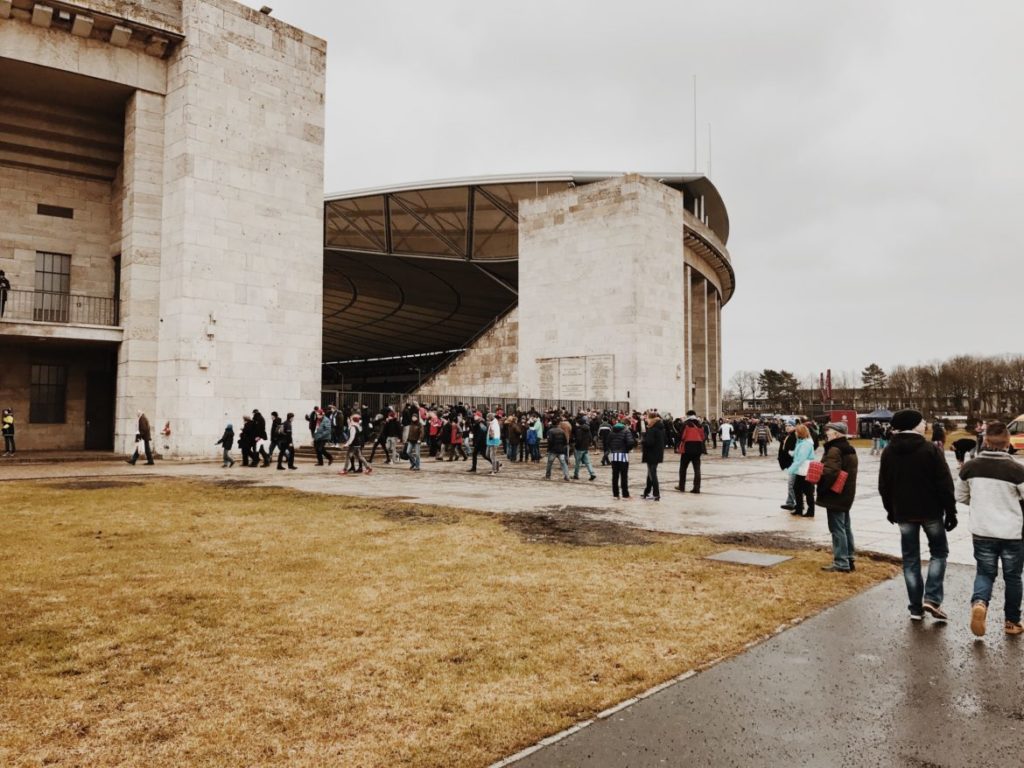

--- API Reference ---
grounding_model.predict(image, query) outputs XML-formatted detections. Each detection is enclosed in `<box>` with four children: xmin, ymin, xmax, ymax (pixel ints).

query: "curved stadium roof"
<box><xmin>322</xmin><ymin>172</ymin><xmax>731</xmax><ymax>389</ymax></box>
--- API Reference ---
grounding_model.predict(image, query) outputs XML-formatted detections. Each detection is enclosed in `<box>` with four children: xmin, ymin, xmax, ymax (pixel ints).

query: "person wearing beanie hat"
<box><xmin>891</xmin><ymin>409</ymin><xmax>924</xmax><ymax>433</ymax></box>
<box><xmin>878</xmin><ymin>410</ymin><xmax>957</xmax><ymax>621</ymax></box>
<box><xmin>816</xmin><ymin>422</ymin><xmax>860</xmax><ymax>573</ymax></box>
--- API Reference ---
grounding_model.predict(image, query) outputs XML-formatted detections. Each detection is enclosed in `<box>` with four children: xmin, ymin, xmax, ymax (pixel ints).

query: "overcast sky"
<box><xmin>243</xmin><ymin>0</ymin><xmax>1023</xmax><ymax>386</ymax></box>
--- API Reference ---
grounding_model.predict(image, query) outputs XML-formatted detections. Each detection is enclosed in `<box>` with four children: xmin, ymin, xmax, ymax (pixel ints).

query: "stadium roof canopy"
<box><xmin>322</xmin><ymin>172</ymin><xmax>730</xmax><ymax>388</ymax></box>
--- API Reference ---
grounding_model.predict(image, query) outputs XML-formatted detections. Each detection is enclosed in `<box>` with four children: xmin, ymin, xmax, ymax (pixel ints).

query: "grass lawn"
<box><xmin>0</xmin><ymin>479</ymin><xmax>897</xmax><ymax>767</ymax></box>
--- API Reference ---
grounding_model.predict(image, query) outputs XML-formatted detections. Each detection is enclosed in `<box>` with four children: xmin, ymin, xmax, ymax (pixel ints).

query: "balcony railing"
<box><xmin>0</xmin><ymin>289</ymin><xmax>118</xmax><ymax>327</ymax></box>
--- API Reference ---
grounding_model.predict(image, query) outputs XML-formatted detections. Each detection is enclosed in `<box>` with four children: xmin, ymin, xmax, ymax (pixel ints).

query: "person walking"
<box><xmin>266</xmin><ymin>411</ymin><xmax>282</xmax><ymax>465</ymax></box>
<box><xmin>215</xmin><ymin>422</ymin><xmax>235</xmax><ymax>467</ymax></box>
<box><xmin>572</xmin><ymin>416</ymin><xmax>597</xmax><ymax>481</ymax></box>
<box><xmin>607</xmin><ymin>417</ymin><xmax>635</xmax><ymax>499</ymax></box>
<box><xmin>486</xmin><ymin>412</ymin><xmax>502</xmax><ymax>474</ymax></box>
<box><xmin>816</xmin><ymin>421</ymin><xmax>859</xmax><ymax>572</ymax></box>
<box><xmin>720</xmin><ymin>419</ymin><xmax>734</xmax><ymax>458</ymax></box>
<box><xmin>0</xmin><ymin>270</ymin><xmax>10</xmax><ymax>318</ymax></box>
<box><xmin>955</xmin><ymin>421</ymin><xmax>1024</xmax><ymax>637</ymax></box>
<box><xmin>778</xmin><ymin>420</ymin><xmax>798</xmax><ymax>510</ymax></box>
<box><xmin>1</xmin><ymin>408</ymin><xmax>14</xmax><ymax>456</ymax></box>
<box><xmin>931</xmin><ymin>420</ymin><xmax>946</xmax><ymax>453</ymax></box>
<box><xmin>313</xmin><ymin>409</ymin><xmax>335</xmax><ymax>467</ymax></box>
<box><xmin>676</xmin><ymin>410</ymin><xmax>706</xmax><ymax>494</ymax></box>
<box><xmin>127</xmin><ymin>411</ymin><xmax>154</xmax><ymax>465</ymax></box>
<box><xmin>788</xmin><ymin>423</ymin><xmax>817</xmax><ymax>518</ymax></box>
<box><xmin>467</xmin><ymin>412</ymin><xmax>488</xmax><ymax>472</ymax></box>
<box><xmin>878</xmin><ymin>408</ymin><xmax>957</xmax><ymax>620</ymax></box>
<box><xmin>238</xmin><ymin>414</ymin><xmax>257</xmax><ymax>467</ymax></box>
<box><xmin>734</xmin><ymin>418</ymin><xmax>748</xmax><ymax>457</ymax></box>
<box><xmin>754</xmin><ymin>419</ymin><xmax>771</xmax><ymax>457</ymax></box>
<box><xmin>276</xmin><ymin>413</ymin><xmax>296</xmax><ymax>470</ymax></box>
<box><xmin>641</xmin><ymin>412</ymin><xmax>665</xmax><ymax>501</ymax></box>
<box><xmin>405</xmin><ymin>413</ymin><xmax>423</xmax><ymax>471</ymax></box>
<box><xmin>544</xmin><ymin>420</ymin><xmax>570</xmax><ymax>481</ymax></box>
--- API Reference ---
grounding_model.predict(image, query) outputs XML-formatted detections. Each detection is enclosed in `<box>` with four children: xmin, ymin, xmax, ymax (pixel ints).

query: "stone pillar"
<box><xmin>114</xmin><ymin>90</ymin><xmax>165</xmax><ymax>453</ymax></box>
<box><xmin>707</xmin><ymin>284</ymin><xmax>720</xmax><ymax>418</ymax></box>
<box><xmin>684</xmin><ymin>264</ymin><xmax>692</xmax><ymax>414</ymax></box>
<box><xmin>690</xmin><ymin>271</ymin><xmax>708</xmax><ymax>417</ymax></box>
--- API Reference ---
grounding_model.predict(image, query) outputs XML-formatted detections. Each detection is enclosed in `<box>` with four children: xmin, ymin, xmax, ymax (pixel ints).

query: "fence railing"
<box><xmin>0</xmin><ymin>289</ymin><xmax>118</xmax><ymax>327</ymax></box>
<box><xmin>321</xmin><ymin>389</ymin><xmax>630</xmax><ymax>415</ymax></box>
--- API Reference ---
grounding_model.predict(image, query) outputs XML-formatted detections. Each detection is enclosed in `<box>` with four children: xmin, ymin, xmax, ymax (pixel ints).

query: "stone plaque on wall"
<box><xmin>537</xmin><ymin>358</ymin><xmax>559</xmax><ymax>399</ymax></box>
<box><xmin>586</xmin><ymin>354</ymin><xmax>614</xmax><ymax>400</ymax></box>
<box><xmin>559</xmin><ymin>357</ymin><xmax>586</xmax><ymax>399</ymax></box>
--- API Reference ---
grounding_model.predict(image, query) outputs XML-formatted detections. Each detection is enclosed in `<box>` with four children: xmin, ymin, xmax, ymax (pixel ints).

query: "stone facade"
<box><xmin>518</xmin><ymin>175</ymin><xmax>690</xmax><ymax>415</ymax></box>
<box><xmin>0</xmin><ymin>0</ymin><xmax>326</xmax><ymax>455</ymax></box>
<box><xmin>420</xmin><ymin>307</ymin><xmax>518</xmax><ymax>398</ymax></box>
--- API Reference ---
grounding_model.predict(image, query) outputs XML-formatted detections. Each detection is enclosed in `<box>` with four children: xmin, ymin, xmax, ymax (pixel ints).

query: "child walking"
<box><xmin>216</xmin><ymin>422</ymin><xmax>235</xmax><ymax>468</ymax></box>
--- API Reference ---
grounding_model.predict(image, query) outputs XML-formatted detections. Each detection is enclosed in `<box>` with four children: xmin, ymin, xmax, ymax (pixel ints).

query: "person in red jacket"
<box><xmin>676</xmin><ymin>410</ymin><xmax>706</xmax><ymax>494</ymax></box>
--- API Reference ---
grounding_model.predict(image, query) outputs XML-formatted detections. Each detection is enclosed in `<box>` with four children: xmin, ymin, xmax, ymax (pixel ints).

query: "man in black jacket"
<box><xmin>276</xmin><ymin>413</ymin><xmax>296</xmax><ymax>470</ymax></box>
<box><xmin>545</xmin><ymin>422</ymin><xmax>570</xmax><ymax>481</ymax></box>
<box><xmin>641</xmin><ymin>413</ymin><xmax>666</xmax><ymax>500</ymax></box>
<box><xmin>467</xmin><ymin>412</ymin><xmax>489</xmax><ymax>472</ymax></box>
<box><xmin>571</xmin><ymin>417</ymin><xmax>596</xmax><ymax>481</ymax></box>
<box><xmin>879</xmin><ymin>409</ymin><xmax>958</xmax><ymax>621</ymax></box>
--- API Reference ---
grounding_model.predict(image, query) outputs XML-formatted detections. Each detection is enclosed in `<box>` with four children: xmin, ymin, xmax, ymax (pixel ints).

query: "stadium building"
<box><xmin>323</xmin><ymin>172</ymin><xmax>734</xmax><ymax>418</ymax></box>
<box><xmin>0</xmin><ymin>1</ymin><xmax>733</xmax><ymax>456</ymax></box>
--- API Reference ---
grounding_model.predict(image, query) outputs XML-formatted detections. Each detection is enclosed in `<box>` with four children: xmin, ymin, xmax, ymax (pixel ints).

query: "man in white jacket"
<box><xmin>955</xmin><ymin>421</ymin><xmax>1024</xmax><ymax>637</ymax></box>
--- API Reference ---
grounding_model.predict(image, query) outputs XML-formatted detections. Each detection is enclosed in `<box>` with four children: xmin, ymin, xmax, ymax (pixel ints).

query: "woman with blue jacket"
<box><xmin>788</xmin><ymin>423</ymin><xmax>817</xmax><ymax>517</ymax></box>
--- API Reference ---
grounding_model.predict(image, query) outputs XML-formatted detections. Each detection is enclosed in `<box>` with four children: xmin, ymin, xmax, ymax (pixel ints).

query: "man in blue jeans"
<box><xmin>879</xmin><ymin>409</ymin><xmax>958</xmax><ymax>621</ymax></box>
<box><xmin>955</xmin><ymin>422</ymin><xmax>1024</xmax><ymax>637</ymax></box>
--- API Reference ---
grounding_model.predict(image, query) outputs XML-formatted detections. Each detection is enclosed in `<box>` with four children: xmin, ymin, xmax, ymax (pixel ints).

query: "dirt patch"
<box><xmin>501</xmin><ymin>507</ymin><xmax>657</xmax><ymax>547</ymax></box>
<box><xmin>383</xmin><ymin>507</ymin><xmax>461</xmax><ymax>525</ymax></box>
<box><xmin>212</xmin><ymin>478</ymin><xmax>259</xmax><ymax>488</ymax></box>
<box><xmin>48</xmin><ymin>480</ymin><xmax>143</xmax><ymax>491</ymax></box>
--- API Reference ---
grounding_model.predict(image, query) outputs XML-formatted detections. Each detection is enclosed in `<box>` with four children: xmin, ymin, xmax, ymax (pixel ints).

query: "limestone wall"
<box><xmin>518</xmin><ymin>175</ymin><xmax>688</xmax><ymax>415</ymax></box>
<box><xmin>148</xmin><ymin>0</ymin><xmax>326</xmax><ymax>456</ymax></box>
<box><xmin>421</xmin><ymin>307</ymin><xmax>519</xmax><ymax>398</ymax></box>
<box><xmin>0</xmin><ymin>165</ymin><xmax>116</xmax><ymax>303</ymax></box>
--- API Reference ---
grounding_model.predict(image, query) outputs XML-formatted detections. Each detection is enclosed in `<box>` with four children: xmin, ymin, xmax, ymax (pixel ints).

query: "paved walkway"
<box><xmin>0</xmin><ymin>445</ymin><xmax>986</xmax><ymax>565</ymax></box>
<box><xmin>512</xmin><ymin>565</ymin><xmax>1024</xmax><ymax>768</ymax></box>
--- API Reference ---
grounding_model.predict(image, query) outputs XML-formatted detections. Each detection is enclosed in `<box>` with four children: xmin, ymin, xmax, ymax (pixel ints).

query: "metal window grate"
<box><xmin>34</xmin><ymin>252</ymin><xmax>71</xmax><ymax>322</ymax></box>
<box><xmin>30</xmin><ymin>364</ymin><xmax>68</xmax><ymax>424</ymax></box>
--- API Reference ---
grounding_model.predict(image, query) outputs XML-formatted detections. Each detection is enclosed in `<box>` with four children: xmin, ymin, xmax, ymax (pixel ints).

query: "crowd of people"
<box><xmin>120</xmin><ymin>398</ymin><xmax>1024</xmax><ymax>639</ymax></box>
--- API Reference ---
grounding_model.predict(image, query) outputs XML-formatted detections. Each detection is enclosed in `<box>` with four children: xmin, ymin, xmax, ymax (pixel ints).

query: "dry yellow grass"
<box><xmin>0</xmin><ymin>478</ymin><xmax>897</xmax><ymax>767</ymax></box>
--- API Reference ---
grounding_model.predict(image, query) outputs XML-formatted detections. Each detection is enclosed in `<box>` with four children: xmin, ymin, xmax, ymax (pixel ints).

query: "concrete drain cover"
<box><xmin>706</xmin><ymin>549</ymin><xmax>792</xmax><ymax>567</ymax></box>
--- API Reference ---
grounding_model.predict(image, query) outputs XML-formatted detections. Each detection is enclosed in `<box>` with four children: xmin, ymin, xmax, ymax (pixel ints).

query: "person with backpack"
<box><xmin>955</xmin><ymin>421</ymin><xmax>1024</xmax><ymax>637</ymax></box>
<box><xmin>276</xmin><ymin>413</ymin><xmax>296</xmax><ymax>470</ymax></box>
<box><xmin>2</xmin><ymin>408</ymin><xmax>15</xmax><ymax>456</ymax></box>
<box><xmin>754</xmin><ymin>419</ymin><xmax>772</xmax><ymax>457</ymax></box>
<box><xmin>676</xmin><ymin>410</ymin><xmax>706</xmax><ymax>494</ymax></box>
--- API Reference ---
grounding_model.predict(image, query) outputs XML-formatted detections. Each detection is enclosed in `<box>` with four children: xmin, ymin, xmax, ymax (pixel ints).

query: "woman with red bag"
<box><xmin>816</xmin><ymin>422</ymin><xmax>860</xmax><ymax>572</ymax></box>
<box><xmin>788</xmin><ymin>424</ymin><xmax>817</xmax><ymax>517</ymax></box>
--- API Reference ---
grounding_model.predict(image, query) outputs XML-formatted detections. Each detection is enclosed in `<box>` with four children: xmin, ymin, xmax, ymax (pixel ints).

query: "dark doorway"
<box><xmin>84</xmin><ymin>367</ymin><xmax>115</xmax><ymax>450</ymax></box>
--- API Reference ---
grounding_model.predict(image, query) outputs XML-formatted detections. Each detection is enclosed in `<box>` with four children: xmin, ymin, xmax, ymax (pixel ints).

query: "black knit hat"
<box><xmin>892</xmin><ymin>409</ymin><xmax>924</xmax><ymax>431</ymax></box>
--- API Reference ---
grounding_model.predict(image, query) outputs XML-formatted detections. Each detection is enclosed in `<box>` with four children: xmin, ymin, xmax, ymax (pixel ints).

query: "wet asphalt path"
<box><xmin>513</xmin><ymin>565</ymin><xmax>1024</xmax><ymax>768</ymax></box>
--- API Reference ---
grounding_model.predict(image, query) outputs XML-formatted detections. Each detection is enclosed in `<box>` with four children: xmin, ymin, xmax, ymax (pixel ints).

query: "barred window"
<box><xmin>30</xmin><ymin>364</ymin><xmax>67</xmax><ymax>424</ymax></box>
<box><xmin>34</xmin><ymin>252</ymin><xmax>72</xmax><ymax>323</ymax></box>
